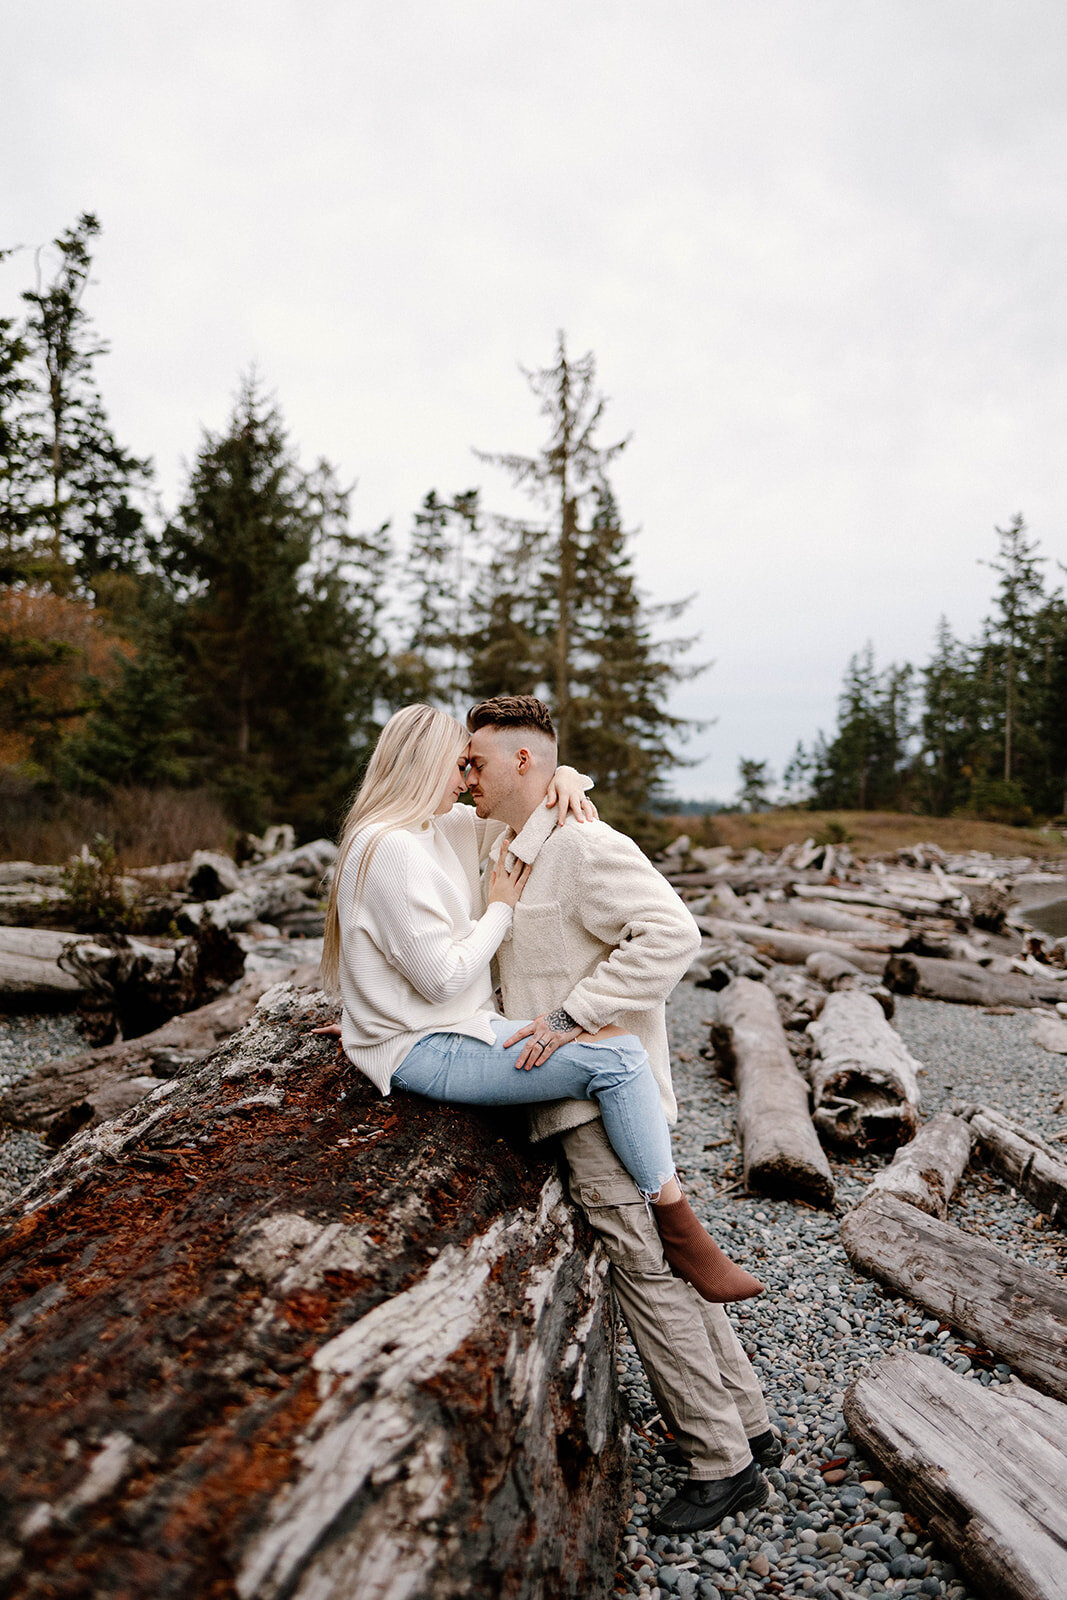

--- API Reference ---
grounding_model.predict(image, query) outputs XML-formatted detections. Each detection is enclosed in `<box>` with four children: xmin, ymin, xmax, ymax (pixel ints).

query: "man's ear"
<box><xmin>515</xmin><ymin>746</ymin><xmax>532</xmax><ymax>773</ymax></box>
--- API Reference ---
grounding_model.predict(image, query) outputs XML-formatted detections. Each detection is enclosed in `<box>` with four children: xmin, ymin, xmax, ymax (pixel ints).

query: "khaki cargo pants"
<box><xmin>561</xmin><ymin>1118</ymin><xmax>769</xmax><ymax>1480</ymax></box>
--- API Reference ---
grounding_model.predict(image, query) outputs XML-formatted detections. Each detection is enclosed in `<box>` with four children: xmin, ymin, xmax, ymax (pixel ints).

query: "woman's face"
<box><xmin>433</xmin><ymin>743</ymin><xmax>470</xmax><ymax>815</ymax></box>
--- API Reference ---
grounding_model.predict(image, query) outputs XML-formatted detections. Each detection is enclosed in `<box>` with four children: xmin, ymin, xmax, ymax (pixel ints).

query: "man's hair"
<box><xmin>466</xmin><ymin>695</ymin><xmax>556</xmax><ymax>741</ymax></box>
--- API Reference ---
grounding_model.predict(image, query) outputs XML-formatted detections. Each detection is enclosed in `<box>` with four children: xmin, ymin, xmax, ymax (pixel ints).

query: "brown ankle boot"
<box><xmin>653</xmin><ymin>1193</ymin><xmax>764</xmax><ymax>1303</ymax></box>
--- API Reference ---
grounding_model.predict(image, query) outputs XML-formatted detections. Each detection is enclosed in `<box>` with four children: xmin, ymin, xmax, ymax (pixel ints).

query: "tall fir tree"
<box><xmin>19</xmin><ymin>213</ymin><xmax>154</xmax><ymax>590</ymax></box>
<box><xmin>164</xmin><ymin>376</ymin><xmax>391</xmax><ymax>831</ymax></box>
<box><xmin>398</xmin><ymin>488</ymin><xmax>481</xmax><ymax>712</ymax></box>
<box><xmin>473</xmin><ymin>334</ymin><xmax>700</xmax><ymax>826</ymax></box>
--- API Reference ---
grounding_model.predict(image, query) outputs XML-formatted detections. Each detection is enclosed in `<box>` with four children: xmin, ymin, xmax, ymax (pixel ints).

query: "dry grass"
<box><xmin>665</xmin><ymin>809</ymin><xmax>1067</xmax><ymax>861</ymax></box>
<box><xmin>0</xmin><ymin>785</ymin><xmax>232</xmax><ymax>867</ymax></box>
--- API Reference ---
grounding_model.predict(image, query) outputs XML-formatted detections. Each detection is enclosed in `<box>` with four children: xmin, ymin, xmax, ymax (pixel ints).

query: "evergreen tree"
<box><xmin>737</xmin><ymin>757</ymin><xmax>773</xmax><ymax>812</ymax></box>
<box><xmin>19</xmin><ymin>213</ymin><xmax>154</xmax><ymax>589</ymax></box>
<box><xmin>812</xmin><ymin>645</ymin><xmax>914</xmax><ymax>810</ymax></box>
<box><xmin>976</xmin><ymin>514</ymin><xmax>1046</xmax><ymax>786</ymax></box>
<box><xmin>474</xmin><ymin>334</ymin><xmax>700</xmax><ymax>824</ymax></box>
<box><xmin>0</xmin><ymin>256</ymin><xmax>37</xmax><ymax>584</ymax></box>
<box><xmin>164</xmin><ymin>376</ymin><xmax>390</xmax><ymax>831</ymax></box>
<box><xmin>398</xmin><ymin>488</ymin><xmax>481</xmax><ymax>712</ymax></box>
<box><xmin>918</xmin><ymin>616</ymin><xmax>980</xmax><ymax>813</ymax></box>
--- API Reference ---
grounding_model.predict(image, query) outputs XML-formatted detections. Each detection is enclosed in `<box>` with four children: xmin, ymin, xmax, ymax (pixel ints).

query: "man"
<box><xmin>464</xmin><ymin>695</ymin><xmax>780</xmax><ymax>1535</ymax></box>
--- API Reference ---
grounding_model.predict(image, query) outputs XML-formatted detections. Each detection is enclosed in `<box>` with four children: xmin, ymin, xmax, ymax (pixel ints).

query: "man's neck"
<box><xmin>500</xmin><ymin>782</ymin><xmax>551</xmax><ymax>835</ymax></box>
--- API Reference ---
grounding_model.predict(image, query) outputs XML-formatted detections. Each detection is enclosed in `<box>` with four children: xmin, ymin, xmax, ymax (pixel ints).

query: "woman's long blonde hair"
<box><xmin>321</xmin><ymin>703</ymin><xmax>469</xmax><ymax>993</ymax></box>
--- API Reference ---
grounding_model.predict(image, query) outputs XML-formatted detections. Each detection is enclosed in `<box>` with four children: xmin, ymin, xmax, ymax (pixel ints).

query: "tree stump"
<box><xmin>840</xmin><ymin>1191</ymin><xmax>1067</xmax><ymax>1401</ymax></box>
<box><xmin>845</xmin><ymin>1352</ymin><xmax>1067</xmax><ymax>1600</ymax></box>
<box><xmin>711</xmin><ymin>976</ymin><xmax>835</xmax><ymax>1206</ymax></box>
<box><xmin>0</xmin><ymin>982</ymin><xmax>627</xmax><ymax>1600</ymax></box>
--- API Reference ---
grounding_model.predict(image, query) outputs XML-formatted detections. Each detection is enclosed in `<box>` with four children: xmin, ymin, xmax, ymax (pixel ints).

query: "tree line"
<box><xmin>745</xmin><ymin>516</ymin><xmax>1067</xmax><ymax>823</ymax></box>
<box><xmin>1</xmin><ymin>214</ymin><xmax>699</xmax><ymax>845</ymax></box>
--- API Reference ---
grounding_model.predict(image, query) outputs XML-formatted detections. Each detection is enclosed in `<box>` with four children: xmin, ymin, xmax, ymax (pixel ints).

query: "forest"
<box><xmin>0</xmin><ymin>215</ymin><xmax>696</xmax><ymax>858</ymax></box>
<box><xmin>3</xmin><ymin>215</ymin><xmax>1065</xmax><ymax>865</ymax></box>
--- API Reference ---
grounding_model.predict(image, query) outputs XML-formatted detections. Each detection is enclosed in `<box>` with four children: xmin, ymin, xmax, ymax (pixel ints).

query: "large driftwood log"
<box><xmin>711</xmin><ymin>976</ymin><xmax>836</xmax><ymax>1206</ymax></box>
<box><xmin>0</xmin><ymin>983</ymin><xmax>626</xmax><ymax>1600</ymax></box>
<box><xmin>845</xmin><ymin>1352</ymin><xmax>1067</xmax><ymax>1600</ymax></box>
<box><xmin>884</xmin><ymin>952</ymin><xmax>1061</xmax><ymax>1008</ymax></box>
<box><xmin>697</xmin><ymin>917</ymin><xmax>887</xmax><ymax>974</ymax></box>
<box><xmin>0</xmin><ymin>926</ymin><xmax>84</xmax><ymax>1007</ymax></box>
<box><xmin>959</xmin><ymin>1103</ymin><xmax>1067</xmax><ymax>1228</ymax></box>
<box><xmin>864</xmin><ymin>1111</ymin><xmax>974</xmax><ymax>1217</ymax></box>
<box><xmin>840</xmin><ymin>1191</ymin><xmax>1067</xmax><ymax>1400</ymax></box>
<box><xmin>805</xmin><ymin>991</ymin><xmax>922</xmax><ymax>1149</ymax></box>
<box><xmin>0</xmin><ymin>969</ymin><xmax>295</xmax><ymax>1144</ymax></box>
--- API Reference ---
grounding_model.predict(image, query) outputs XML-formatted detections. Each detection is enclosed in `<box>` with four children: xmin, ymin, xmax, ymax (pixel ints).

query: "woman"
<box><xmin>321</xmin><ymin>703</ymin><xmax>762</xmax><ymax>1304</ymax></box>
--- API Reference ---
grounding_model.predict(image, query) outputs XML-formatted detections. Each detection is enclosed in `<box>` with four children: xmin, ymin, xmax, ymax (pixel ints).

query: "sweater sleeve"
<box><xmin>366</xmin><ymin>834</ymin><xmax>514</xmax><ymax>1005</ymax></box>
<box><xmin>559</xmin><ymin>830</ymin><xmax>702</xmax><ymax>1033</ymax></box>
<box><xmin>437</xmin><ymin>803</ymin><xmax>509</xmax><ymax>866</ymax></box>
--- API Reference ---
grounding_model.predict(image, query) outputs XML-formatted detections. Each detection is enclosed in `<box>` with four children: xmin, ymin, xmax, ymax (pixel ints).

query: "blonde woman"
<box><xmin>320</xmin><ymin>704</ymin><xmax>762</xmax><ymax>1302</ymax></box>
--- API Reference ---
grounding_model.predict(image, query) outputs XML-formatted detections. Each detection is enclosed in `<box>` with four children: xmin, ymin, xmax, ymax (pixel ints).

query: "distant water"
<box><xmin>1025</xmin><ymin>898</ymin><xmax>1067</xmax><ymax>939</ymax></box>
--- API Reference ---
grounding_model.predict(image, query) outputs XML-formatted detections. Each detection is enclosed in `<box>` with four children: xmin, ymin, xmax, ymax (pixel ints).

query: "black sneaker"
<box><xmin>652</xmin><ymin>1459</ymin><xmax>769</xmax><ymax>1535</ymax></box>
<box><xmin>657</xmin><ymin>1429</ymin><xmax>784</xmax><ymax>1470</ymax></box>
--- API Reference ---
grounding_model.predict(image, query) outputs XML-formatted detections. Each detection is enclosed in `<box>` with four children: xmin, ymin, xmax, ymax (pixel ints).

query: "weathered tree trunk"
<box><xmin>179</xmin><ymin>873</ymin><xmax>313</xmax><ymax>933</ymax></box>
<box><xmin>0</xmin><ymin>982</ymin><xmax>627</xmax><ymax>1600</ymax></box>
<box><xmin>805</xmin><ymin>991</ymin><xmax>922</xmax><ymax>1149</ymax></box>
<box><xmin>864</xmin><ymin>1111</ymin><xmax>974</xmax><ymax>1217</ymax></box>
<box><xmin>845</xmin><ymin>1352</ymin><xmax>1067</xmax><ymax>1600</ymax></box>
<box><xmin>711</xmin><ymin>976</ymin><xmax>836</xmax><ymax>1206</ymax></box>
<box><xmin>840</xmin><ymin>1191</ymin><xmax>1067</xmax><ymax>1401</ymax></box>
<box><xmin>0</xmin><ymin>969</ymin><xmax>291</xmax><ymax>1144</ymax></box>
<box><xmin>884</xmin><ymin>953</ymin><xmax>1061</xmax><ymax>1008</ymax></box>
<box><xmin>56</xmin><ymin>922</ymin><xmax>247</xmax><ymax>1043</ymax></box>
<box><xmin>959</xmin><ymin>1103</ymin><xmax>1067</xmax><ymax>1228</ymax></box>
<box><xmin>697</xmin><ymin>917</ymin><xmax>888</xmax><ymax>974</ymax></box>
<box><xmin>0</xmin><ymin>926</ymin><xmax>84</xmax><ymax>1007</ymax></box>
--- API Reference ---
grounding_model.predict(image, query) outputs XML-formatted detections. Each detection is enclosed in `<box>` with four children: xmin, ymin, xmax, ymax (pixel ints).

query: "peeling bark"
<box><xmin>0</xmin><ymin>982</ymin><xmax>627</xmax><ymax>1600</ymax></box>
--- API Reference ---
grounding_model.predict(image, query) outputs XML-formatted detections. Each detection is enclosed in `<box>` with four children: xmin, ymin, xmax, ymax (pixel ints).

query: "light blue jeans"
<box><xmin>392</xmin><ymin>1016</ymin><xmax>676</xmax><ymax>1197</ymax></box>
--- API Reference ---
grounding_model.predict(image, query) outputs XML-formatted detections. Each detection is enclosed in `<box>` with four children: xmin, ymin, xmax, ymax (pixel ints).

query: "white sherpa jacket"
<box><xmin>492</xmin><ymin>804</ymin><xmax>701</xmax><ymax>1143</ymax></box>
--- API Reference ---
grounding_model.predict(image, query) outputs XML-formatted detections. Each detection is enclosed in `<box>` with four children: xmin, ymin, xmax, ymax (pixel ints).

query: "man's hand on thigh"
<box><xmin>505</xmin><ymin>1011</ymin><xmax>582</xmax><ymax>1071</ymax></box>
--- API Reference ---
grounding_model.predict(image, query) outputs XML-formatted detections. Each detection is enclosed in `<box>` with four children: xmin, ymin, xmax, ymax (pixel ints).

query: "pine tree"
<box><xmin>737</xmin><ymin>757</ymin><xmax>773</xmax><ymax>812</ymax></box>
<box><xmin>473</xmin><ymin>334</ymin><xmax>700</xmax><ymax>824</ymax></box>
<box><xmin>977</xmin><ymin>514</ymin><xmax>1046</xmax><ymax>785</ymax></box>
<box><xmin>398</xmin><ymin>488</ymin><xmax>481</xmax><ymax>712</ymax></box>
<box><xmin>164</xmin><ymin>376</ymin><xmax>390</xmax><ymax>831</ymax></box>
<box><xmin>19</xmin><ymin>213</ymin><xmax>154</xmax><ymax>590</ymax></box>
<box><xmin>812</xmin><ymin>646</ymin><xmax>914</xmax><ymax>810</ymax></box>
<box><xmin>0</xmin><ymin>257</ymin><xmax>37</xmax><ymax>584</ymax></box>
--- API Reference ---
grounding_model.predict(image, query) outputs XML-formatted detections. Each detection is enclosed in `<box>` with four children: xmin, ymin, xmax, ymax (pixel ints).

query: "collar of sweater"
<box><xmin>508</xmin><ymin>796</ymin><xmax>565</xmax><ymax>865</ymax></box>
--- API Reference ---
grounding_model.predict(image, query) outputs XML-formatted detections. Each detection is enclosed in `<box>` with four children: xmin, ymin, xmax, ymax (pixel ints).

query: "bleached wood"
<box><xmin>845</xmin><ymin>1352</ymin><xmax>1067</xmax><ymax>1600</ymax></box>
<box><xmin>959</xmin><ymin>1104</ymin><xmax>1067</xmax><ymax>1228</ymax></box>
<box><xmin>839</xmin><ymin>1191</ymin><xmax>1067</xmax><ymax>1401</ymax></box>
<box><xmin>697</xmin><ymin>917</ymin><xmax>888</xmax><ymax>973</ymax></box>
<box><xmin>712</xmin><ymin>976</ymin><xmax>835</xmax><ymax>1206</ymax></box>
<box><xmin>884</xmin><ymin>952</ymin><xmax>1062</xmax><ymax>1008</ymax></box>
<box><xmin>865</xmin><ymin>1112</ymin><xmax>973</xmax><ymax>1217</ymax></box>
<box><xmin>805</xmin><ymin>990</ymin><xmax>922</xmax><ymax>1148</ymax></box>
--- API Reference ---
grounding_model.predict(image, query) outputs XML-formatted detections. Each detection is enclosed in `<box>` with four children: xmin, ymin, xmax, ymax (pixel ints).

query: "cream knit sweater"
<box><xmin>337</xmin><ymin>806</ymin><xmax>509</xmax><ymax>1093</ymax></box>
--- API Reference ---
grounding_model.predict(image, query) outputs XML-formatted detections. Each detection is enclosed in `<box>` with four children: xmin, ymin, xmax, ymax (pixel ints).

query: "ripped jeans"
<box><xmin>393</xmin><ymin>1016</ymin><xmax>676</xmax><ymax>1198</ymax></box>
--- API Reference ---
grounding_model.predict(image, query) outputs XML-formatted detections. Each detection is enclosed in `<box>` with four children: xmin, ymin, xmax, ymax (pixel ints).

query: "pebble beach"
<box><xmin>610</xmin><ymin>982</ymin><xmax>1067</xmax><ymax>1600</ymax></box>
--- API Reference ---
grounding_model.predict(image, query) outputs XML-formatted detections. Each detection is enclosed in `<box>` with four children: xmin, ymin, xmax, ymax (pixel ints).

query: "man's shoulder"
<box><xmin>538</xmin><ymin>816</ymin><xmax>646</xmax><ymax>867</ymax></box>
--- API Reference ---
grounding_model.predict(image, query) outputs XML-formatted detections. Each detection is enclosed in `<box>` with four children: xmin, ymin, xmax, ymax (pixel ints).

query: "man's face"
<box><xmin>465</xmin><ymin>727</ymin><xmax>515</xmax><ymax>819</ymax></box>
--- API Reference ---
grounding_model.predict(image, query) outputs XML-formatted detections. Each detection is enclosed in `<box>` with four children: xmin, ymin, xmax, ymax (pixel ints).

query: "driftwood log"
<box><xmin>0</xmin><ymin>926</ymin><xmax>85</xmax><ymax>1008</ymax></box>
<box><xmin>697</xmin><ymin>917</ymin><xmax>887</xmax><ymax>974</ymax></box>
<box><xmin>840</xmin><ymin>1191</ymin><xmax>1067</xmax><ymax>1401</ymax></box>
<box><xmin>883</xmin><ymin>952</ymin><xmax>1062</xmax><ymax>1008</ymax></box>
<box><xmin>0</xmin><ymin>969</ymin><xmax>296</xmax><ymax>1144</ymax></box>
<box><xmin>864</xmin><ymin>1111</ymin><xmax>974</xmax><ymax>1217</ymax></box>
<box><xmin>960</xmin><ymin>1103</ymin><xmax>1067</xmax><ymax>1228</ymax></box>
<box><xmin>711</xmin><ymin>977</ymin><xmax>835</xmax><ymax>1206</ymax></box>
<box><xmin>0</xmin><ymin>982</ymin><xmax>626</xmax><ymax>1600</ymax></box>
<box><xmin>805</xmin><ymin>991</ymin><xmax>922</xmax><ymax>1149</ymax></box>
<box><xmin>845</xmin><ymin>1352</ymin><xmax>1067</xmax><ymax>1600</ymax></box>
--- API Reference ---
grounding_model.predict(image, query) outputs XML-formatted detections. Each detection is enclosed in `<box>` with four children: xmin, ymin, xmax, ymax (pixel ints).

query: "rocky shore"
<box><xmin>611</xmin><ymin>980</ymin><xmax>1065</xmax><ymax>1600</ymax></box>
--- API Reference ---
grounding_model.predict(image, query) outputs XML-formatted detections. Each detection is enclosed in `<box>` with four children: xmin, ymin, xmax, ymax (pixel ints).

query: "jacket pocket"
<box><xmin>511</xmin><ymin>900</ymin><xmax>567</xmax><ymax>972</ymax></box>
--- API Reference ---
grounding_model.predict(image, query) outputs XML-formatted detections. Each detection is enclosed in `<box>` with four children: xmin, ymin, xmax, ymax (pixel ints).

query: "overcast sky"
<box><xmin>4</xmin><ymin>1</ymin><xmax>1066</xmax><ymax>798</ymax></box>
